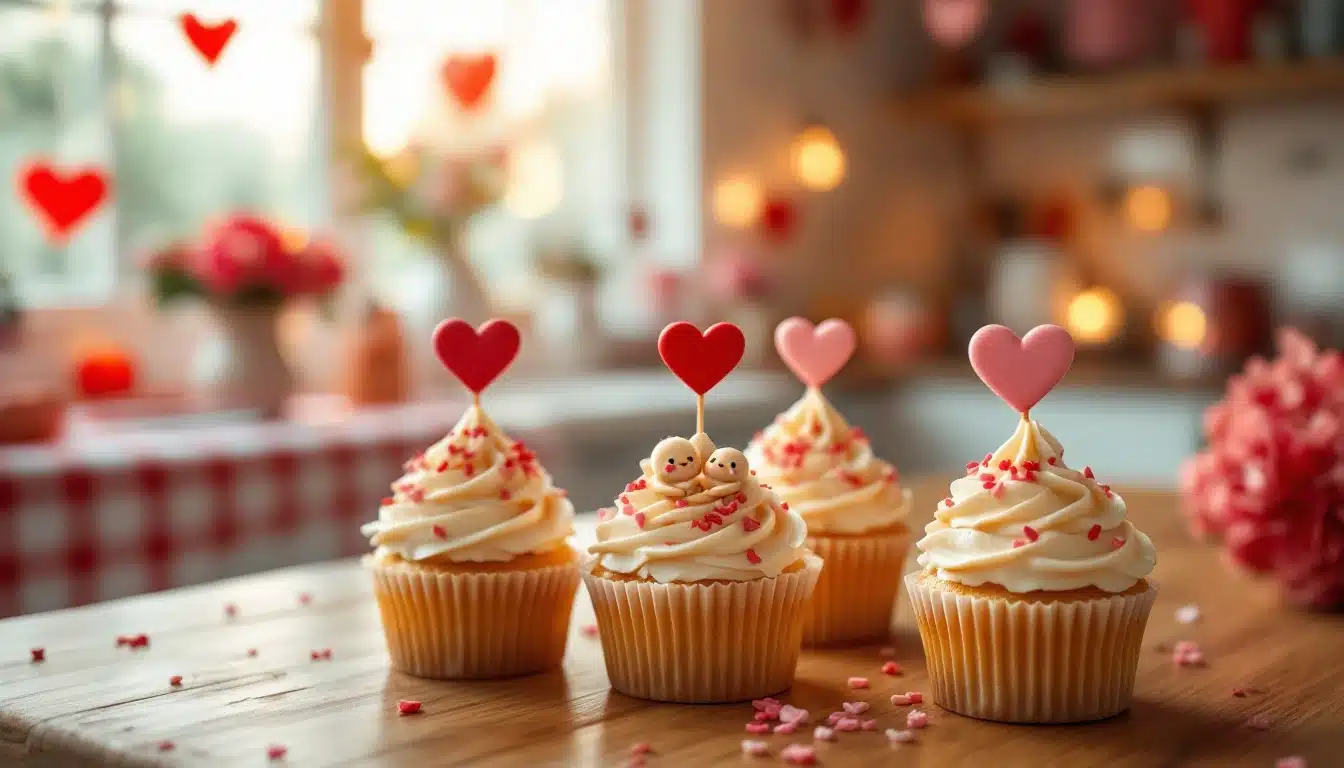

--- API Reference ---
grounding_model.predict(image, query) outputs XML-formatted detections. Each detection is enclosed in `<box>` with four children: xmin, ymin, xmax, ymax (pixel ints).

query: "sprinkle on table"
<box><xmin>906</xmin><ymin>709</ymin><xmax>930</xmax><ymax>729</ymax></box>
<box><xmin>1276</xmin><ymin>757</ymin><xmax>1308</xmax><ymax>768</ymax></box>
<box><xmin>247</xmin><ymin>648</ymin><xmax>258</xmax><ymax>657</ymax></box>
<box><xmin>1175</xmin><ymin>603</ymin><xmax>1201</xmax><ymax>624</ymax></box>
<box><xmin>779</xmin><ymin>744</ymin><xmax>817</xmax><ymax>765</ymax></box>
<box><xmin>630</xmin><ymin>743</ymin><xmax>653</xmax><ymax>756</ymax></box>
<box><xmin>267</xmin><ymin>744</ymin><xmax>288</xmax><ymax>760</ymax></box>
<box><xmin>886</xmin><ymin>728</ymin><xmax>917</xmax><ymax>744</ymax></box>
<box><xmin>778</xmin><ymin>705</ymin><xmax>808</xmax><ymax>724</ymax></box>
<box><xmin>812</xmin><ymin>726</ymin><xmax>835</xmax><ymax>741</ymax></box>
<box><xmin>882</xmin><ymin>660</ymin><xmax>903</xmax><ymax>676</ymax></box>
<box><xmin>744</xmin><ymin>722</ymin><xmax>769</xmax><ymax>734</ymax></box>
<box><xmin>740</xmin><ymin>739</ymin><xmax>769</xmax><ymax>757</ymax></box>
<box><xmin>847</xmin><ymin>676</ymin><xmax>869</xmax><ymax>689</ymax></box>
<box><xmin>773</xmin><ymin>722</ymin><xmax>798</xmax><ymax>735</ymax></box>
<box><xmin>224</xmin><ymin>602</ymin><xmax>238</xmax><ymax>619</ymax></box>
<box><xmin>835</xmin><ymin>717</ymin><xmax>861</xmax><ymax>732</ymax></box>
<box><xmin>580</xmin><ymin>624</ymin><xmax>600</xmax><ymax>638</ymax></box>
<box><xmin>1245</xmin><ymin>713</ymin><xmax>1274</xmax><ymax>731</ymax></box>
<box><xmin>169</xmin><ymin>675</ymin><xmax>183</xmax><ymax>687</ymax></box>
<box><xmin>158</xmin><ymin>740</ymin><xmax>175</xmax><ymax>752</ymax></box>
<box><xmin>841</xmin><ymin>701</ymin><xmax>869</xmax><ymax>715</ymax></box>
<box><xmin>397</xmin><ymin>700</ymin><xmax>422</xmax><ymax>716</ymax></box>
<box><xmin>298</xmin><ymin>593</ymin><xmax>312</xmax><ymax>606</ymax></box>
<box><xmin>30</xmin><ymin>648</ymin><xmax>45</xmax><ymax>663</ymax></box>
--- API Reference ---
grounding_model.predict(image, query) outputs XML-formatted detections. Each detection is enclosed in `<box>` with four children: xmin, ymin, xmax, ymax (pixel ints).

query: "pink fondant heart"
<box><xmin>968</xmin><ymin>324</ymin><xmax>1075</xmax><ymax>413</ymax></box>
<box><xmin>774</xmin><ymin>317</ymin><xmax>856</xmax><ymax>389</ymax></box>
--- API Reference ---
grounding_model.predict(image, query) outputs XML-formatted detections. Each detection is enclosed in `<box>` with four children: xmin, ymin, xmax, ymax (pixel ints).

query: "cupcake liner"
<box><xmin>582</xmin><ymin>553</ymin><xmax>822</xmax><ymax>703</ymax></box>
<box><xmin>804</xmin><ymin>527</ymin><xmax>911</xmax><ymax>646</ymax></box>
<box><xmin>367</xmin><ymin>552</ymin><xmax>580</xmax><ymax>680</ymax></box>
<box><xmin>905</xmin><ymin>572</ymin><xmax>1158</xmax><ymax>723</ymax></box>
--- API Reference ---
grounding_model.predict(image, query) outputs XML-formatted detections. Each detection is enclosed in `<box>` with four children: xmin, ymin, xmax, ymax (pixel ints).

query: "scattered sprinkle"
<box><xmin>1232</xmin><ymin>687</ymin><xmax>1248</xmax><ymax>697</ymax></box>
<box><xmin>881</xmin><ymin>660</ymin><xmax>903</xmax><ymax>676</ymax></box>
<box><xmin>752</xmin><ymin>697</ymin><xmax>781</xmax><ymax>711</ymax></box>
<box><xmin>835</xmin><ymin>717</ymin><xmax>861</xmax><ymax>732</ymax></box>
<box><xmin>743</xmin><ymin>517</ymin><xmax>761</xmax><ymax>532</ymax></box>
<box><xmin>842</xmin><ymin>701</ymin><xmax>870</xmax><ymax>715</ymax></box>
<box><xmin>1088</xmin><ymin>524</ymin><xmax>1102</xmax><ymax>541</ymax></box>
<box><xmin>886</xmin><ymin>728</ymin><xmax>917</xmax><ymax>744</ymax></box>
<box><xmin>746</xmin><ymin>549</ymin><xmax>762</xmax><ymax>565</ymax></box>
<box><xmin>1048</xmin><ymin>457</ymin><xmax>1057</xmax><ymax>465</ymax></box>
<box><xmin>631</xmin><ymin>743</ymin><xmax>653</xmax><ymax>756</ymax></box>
<box><xmin>740</xmin><ymin>739</ymin><xmax>770</xmax><ymax>757</ymax></box>
<box><xmin>499</xmin><ymin>489</ymin><xmax>512</xmax><ymax>501</ymax></box>
<box><xmin>311</xmin><ymin>649</ymin><xmax>333</xmax><ymax>661</ymax></box>
<box><xmin>812</xmin><ymin>726</ymin><xmax>835</xmax><ymax>741</ymax></box>
<box><xmin>158</xmin><ymin>740</ymin><xmax>175</xmax><ymax>752</ymax></box>
<box><xmin>1111</xmin><ymin>537</ymin><xmax>1126</xmax><ymax>550</ymax></box>
<box><xmin>1083</xmin><ymin>466</ymin><xmax>1095</xmax><ymax>479</ymax></box>
<box><xmin>745</xmin><ymin>722</ymin><xmax>770</xmax><ymax>734</ymax></box>
<box><xmin>773</xmin><ymin>722</ymin><xmax>798</xmax><ymax>735</ymax></box>
<box><xmin>397</xmin><ymin>700</ymin><xmax>422</xmax><ymax>715</ymax></box>
<box><xmin>982</xmin><ymin>453</ymin><xmax>992</xmax><ymax>467</ymax></box>
<box><xmin>861</xmin><ymin>719</ymin><xmax>878</xmax><ymax>731</ymax></box>
<box><xmin>907</xmin><ymin>691</ymin><xmax>924</xmax><ymax>704</ymax></box>
<box><xmin>942</xmin><ymin>498</ymin><xmax>954</xmax><ymax>507</ymax></box>
<box><xmin>169</xmin><ymin>675</ymin><xmax>183</xmax><ymax>687</ymax></box>
<box><xmin>224</xmin><ymin>602</ymin><xmax>238</xmax><ymax>619</ymax></box>
<box><xmin>432</xmin><ymin>525</ymin><xmax>447</xmax><ymax>539</ymax></box>
<box><xmin>906</xmin><ymin>710</ymin><xmax>930</xmax><ymax>729</ymax></box>
<box><xmin>779</xmin><ymin>744</ymin><xmax>817</xmax><ymax>765</ymax></box>
<box><xmin>1175</xmin><ymin>604</ymin><xmax>1201</xmax><ymax>624</ymax></box>
<box><xmin>824</xmin><ymin>712</ymin><xmax>843</xmax><ymax>726</ymax></box>
<box><xmin>778</xmin><ymin>705</ymin><xmax>809</xmax><ymax>724</ymax></box>
<box><xmin>847</xmin><ymin>676</ymin><xmax>869</xmax><ymax>689</ymax></box>
<box><xmin>407</xmin><ymin>488</ymin><xmax>426</xmax><ymax>503</ymax></box>
<box><xmin>298</xmin><ymin>593</ymin><xmax>312</xmax><ymax>606</ymax></box>
<box><xmin>30</xmin><ymin>648</ymin><xmax>45</xmax><ymax>663</ymax></box>
<box><xmin>1276</xmin><ymin>757</ymin><xmax>1307</xmax><ymax>768</ymax></box>
<box><xmin>890</xmin><ymin>694</ymin><xmax>913</xmax><ymax>706</ymax></box>
<box><xmin>1023</xmin><ymin>525</ymin><xmax>1040</xmax><ymax>542</ymax></box>
<box><xmin>267</xmin><ymin>744</ymin><xmax>288</xmax><ymax>760</ymax></box>
<box><xmin>1013</xmin><ymin>539</ymin><xmax>1027</xmax><ymax>549</ymax></box>
<box><xmin>247</xmin><ymin>648</ymin><xmax>258</xmax><ymax>657</ymax></box>
<box><xmin>634</xmin><ymin>512</ymin><xmax>646</xmax><ymax>529</ymax></box>
<box><xmin>1245</xmin><ymin>713</ymin><xmax>1273</xmax><ymax>731</ymax></box>
<box><xmin>380</xmin><ymin>497</ymin><xmax>394</xmax><ymax>506</ymax></box>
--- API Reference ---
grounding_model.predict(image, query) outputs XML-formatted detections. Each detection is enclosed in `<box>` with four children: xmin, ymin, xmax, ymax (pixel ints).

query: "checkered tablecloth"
<box><xmin>0</xmin><ymin>400</ymin><xmax>476</xmax><ymax>618</ymax></box>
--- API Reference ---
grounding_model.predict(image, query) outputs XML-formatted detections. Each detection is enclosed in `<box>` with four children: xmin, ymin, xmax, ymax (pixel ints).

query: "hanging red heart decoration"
<box><xmin>760</xmin><ymin>197</ymin><xmax>798</xmax><ymax>242</ymax></box>
<box><xmin>180</xmin><ymin>14</ymin><xmax>238</xmax><ymax>66</ymax></box>
<box><xmin>432</xmin><ymin>318</ymin><xmax>520</xmax><ymax>395</ymax></box>
<box><xmin>20</xmin><ymin>162</ymin><xmax>110</xmax><ymax>241</ymax></box>
<box><xmin>442</xmin><ymin>54</ymin><xmax>498</xmax><ymax>111</ymax></box>
<box><xmin>658</xmin><ymin>322</ymin><xmax>746</xmax><ymax>395</ymax></box>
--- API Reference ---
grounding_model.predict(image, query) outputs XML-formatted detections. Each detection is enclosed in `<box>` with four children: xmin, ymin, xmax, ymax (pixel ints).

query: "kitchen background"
<box><xmin>2</xmin><ymin>0</ymin><xmax>1342</xmax><ymax>616</ymax></box>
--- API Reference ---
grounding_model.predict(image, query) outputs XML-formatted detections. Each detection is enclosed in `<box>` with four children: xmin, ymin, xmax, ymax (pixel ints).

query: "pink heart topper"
<box><xmin>968</xmin><ymin>324</ymin><xmax>1076</xmax><ymax>413</ymax></box>
<box><xmin>774</xmin><ymin>317</ymin><xmax>856</xmax><ymax>389</ymax></box>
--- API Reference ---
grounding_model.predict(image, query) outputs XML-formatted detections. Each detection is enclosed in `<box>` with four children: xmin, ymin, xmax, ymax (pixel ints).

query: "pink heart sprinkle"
<box><xmin>773</xmin><ymin>722</ymin><xmax>798</xmax><ymax>735</ymax></box>
<box><xmin>886</xmin><ymin>728</ymin><xmax>917</xmax><ymax>744</ymax></box>
<box><xmin>812</xmin><ymin>726</ymin><xmax>835</xmax><ymax>741</ymax></box>
<box><xmin>968</xmin><ymin>324</ymin><xmax>1075</xmax><ymax>414</ymax></box>
<box><xmin>741</xmin><ymin>739</ymin><xmax>769</xmax><ymax>757</ymax></box>
<box><xmin>752</xmin><ymin>697</ymin><xmax>780</xmax><ymax>711</ymax></box>
<box><xmin>780</xmin><ymin>744</ymin><xmax>817</xmax><ymax>765</ymax></box>
<box><xmin>778</xmin><ymin>705</ymin><xmax>808</xmax><ymax>724</ymax></box>
<box><xmin>861</xmin><ymin>719</ymin><xmax>878</xmax><ymax>731</ymax></box>
<box><xmin>742</xmin><ymin>516</ymin><xmax>761</xmax><ymax>532</ymax></box>
<box><xmin>774</xmin><ymin>316</ymin><xmax>857</xmax><ymax>389</ymax></box>
<box><xmin>835</xmin><ymin>717</ymin><xmax>861</xmax><ymax>732</ymax></box>
<box><xmin>744</xmin><ymin>722</ymin><xmax>770</xmax><ymax>734</ymax></box>
<box><xmin>841</xmin><ymin>701</ymin><xmax>869</xmax><ymax>715</ymax></box>
<box><xmin>906</xmin><ymin>710</ymin><xmax>929</xmax><ymax>729</ymax></box>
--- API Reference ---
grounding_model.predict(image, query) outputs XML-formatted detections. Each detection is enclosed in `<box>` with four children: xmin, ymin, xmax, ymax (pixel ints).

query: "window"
<box><xmin>0</xmin><ymin>0</ymin><xmax>325</xmax><ymax>307</ymax></box>
<box><xmin>361</xmin><ymin>0</ymin><xmax>622</xmax><ymax>309</ymax></box>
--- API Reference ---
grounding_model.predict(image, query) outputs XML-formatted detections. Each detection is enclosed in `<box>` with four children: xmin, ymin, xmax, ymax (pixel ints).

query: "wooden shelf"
<box><xmin>893</xmin><ymin>60</ymin><xmax>1344</xmax><ymax>125</ymax></box>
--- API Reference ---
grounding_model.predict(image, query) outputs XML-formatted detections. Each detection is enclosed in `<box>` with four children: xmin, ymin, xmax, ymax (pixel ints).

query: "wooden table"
<box><xmin>2</xmin><ymin>480</ymin><xmax>1339</xmax><ymax>767</ymax></box>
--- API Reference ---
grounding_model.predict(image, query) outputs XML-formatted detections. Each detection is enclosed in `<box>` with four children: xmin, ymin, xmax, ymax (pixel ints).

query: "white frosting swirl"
<box><xmin>361</xmin><ymin>406</ymin><xmax>574</xmax><ymax>563</ymax></box>
<box><xmin>746</xmin><ymin>388</ymin><xmax>911</xmax><ymax>534</ymax></box>
<box><xmin>589</xmin><ymin>446</ymin><xmax>809</xmax><ymax>583</ymax></box>
<box><xmin>916</xmin><ymin>417</ymin><xmax>1157</xmax><ymax>593</ymax></box>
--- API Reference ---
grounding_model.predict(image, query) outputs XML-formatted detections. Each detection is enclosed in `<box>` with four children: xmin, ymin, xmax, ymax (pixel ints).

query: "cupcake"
<box><xmin>906</xmin><ymin>324</ymin><xmax>1159</xmax><ymax>723</ymax></box>
<box><xmin>582</xmin><ymin>321</ymin><xmax>821</xmax><ymax>703</ymax></box>
<box><xmin>746</xmin><ymin>387</ymin><xmax>912</xmax><ymax>645</ymax></box>
<box><xmin>361</xmin><ymin>319</ymin><xmax>579</xmax><ymax>679</ymax></box>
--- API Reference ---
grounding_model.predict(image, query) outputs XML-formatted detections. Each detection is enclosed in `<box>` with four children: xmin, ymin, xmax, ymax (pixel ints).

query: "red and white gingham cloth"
<box><xmin>0</xmin><ymin>399</ymin><xmax>491</xmax><ymax>618</ymax></box>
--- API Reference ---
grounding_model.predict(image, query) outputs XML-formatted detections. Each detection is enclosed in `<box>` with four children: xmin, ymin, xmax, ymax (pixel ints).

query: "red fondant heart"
<box><xmin>180</xmin><ymin>14</ymin><xmax>238</xmax><ymax>66</ymax></box>
<box><xmin>442</xmin><ymin>54</ymin><xmax>497</xmax><ymax>111</ymax></box>
<box><xmin>20</xmin><ymin>162</ymin><xmax>110</xmax><ymax>240</ymax></box>
<box><xmin>658</xmin><ymin>322</ymin><xmax>746</xmax><ymax>395</ymax></box>
<box><xmin>432</xmin><ymin>318</ymin><xmax>520</xmax><ymax>394</ymax></box>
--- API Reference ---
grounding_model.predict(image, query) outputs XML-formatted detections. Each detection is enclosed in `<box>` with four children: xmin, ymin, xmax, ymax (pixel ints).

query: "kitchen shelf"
<box><xmin>892</xmin><ymin>59</ymin><xmax>1344</xmax><ymax>125</ymax></box>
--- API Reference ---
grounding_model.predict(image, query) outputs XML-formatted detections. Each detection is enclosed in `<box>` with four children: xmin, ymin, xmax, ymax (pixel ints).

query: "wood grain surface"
<box><xmin>2</xmin><ymin>479</ymin><xmax>1340</xmax><ymax>767</ymax></box>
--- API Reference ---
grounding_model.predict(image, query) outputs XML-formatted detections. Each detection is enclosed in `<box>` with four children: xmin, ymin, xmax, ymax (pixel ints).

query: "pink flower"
<box><xmin>193</xmin><ymin>215</ymin><xmax>286</xmax><ymax>295</ymax></box>
<box><xmin>295</xmin><ymin>239</ymin><xmax>346</xmax><ymax>296</ymax></box>
<box><xmin>1181</xmin><ymin>328</ymin><xmax>1344</xmax><ymax>609</ymax></box>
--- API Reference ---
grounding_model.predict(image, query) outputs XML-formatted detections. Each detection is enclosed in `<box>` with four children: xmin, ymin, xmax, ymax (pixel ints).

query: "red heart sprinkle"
<box><xmin>30</xmin><ymin>648</ymin><xmax>45</xmax><ymax>663</ymax></box>
<box><xmin>657</xmin><ymin>322</ymin><xmax>746</xmax><ymax>395</ymax></box>
<box><xmin>745</xmin><ymin>548</ymin><xmax>762</xmax><ymax>564</ymax></box>
<box><xmin>179</xmin><ymin>13</ymin><xmax>238</xmax><ymax>66</ymax></box>
<box><xmin>432</xmin><ymin>525</ymin><xmax>447</xmax><ymax>539</ymax></box>
<box><xmin>432</xmin><ymin>318</ymin><xmax>521</xmax><ymax>395</ymax></box>
<box><xmin>743</xmin><ymin>517</ymin><xmax>761</xmax><ymax>532</ymax></box>
<box><xmin>267</xmin><ymin>744</ymin><xmax>287</xmax><ymax>760</ymax></box>
<box><xmin>169</xmin><ymin>675</ymin><xmax>183</xmax><ymax>686</ymax></box>
<box><xmin>397</xmin><ymin>700</ymin><xmax>422</xmax><ymax>715</ymax></box>
<box><xmin>158</xmin><ymin>740</ymin><xmax>175</xmax><ymax>752</ymax></box>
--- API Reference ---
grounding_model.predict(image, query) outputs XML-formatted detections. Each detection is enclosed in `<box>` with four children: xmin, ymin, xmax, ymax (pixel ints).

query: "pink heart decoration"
<box><xmin>968</xmin><ymin>324</ymin><xmax>1075</xmax><ymax>413</ymax></box>
<box><xmin>774</xmin><ymin>317</ymin><xmax>856</xmax><ymax>389</ymax></box>
<box><xmin>431</xmin><ymin>318</ymin><xmax>520</xmax><ymax>394</ymax></box>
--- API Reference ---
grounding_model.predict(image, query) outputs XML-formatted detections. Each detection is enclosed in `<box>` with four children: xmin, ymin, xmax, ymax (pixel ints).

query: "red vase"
<box><xmin>1186</xmin><ymin>0</ymin><xmax>1260</xmax><ymax>62</ymax></box>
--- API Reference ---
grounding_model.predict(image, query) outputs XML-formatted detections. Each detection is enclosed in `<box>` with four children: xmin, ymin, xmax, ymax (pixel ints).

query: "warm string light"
<box><xmin>1124</xmin><ymin>184</ymin><xmax>1173</xmax><ymax>233</ymax></box>
<box><xmin>712</xmin><ymin>174</ymin><xmax>765</xmax><ymax>229</ymax></box>
<box><xmin>1156</xmin><ymin>301</ymin><xmax>1207</xmax><ymax>349</ymax></box>
<box><xmin>1065</xmin><ymin>287</ymin><xmax>1124</xmax><ymax>345</ymax></box>
<box><xmin>791</xmin><ymin>126</ymin><xmax>846</xmax><ymax>191</ymax></box>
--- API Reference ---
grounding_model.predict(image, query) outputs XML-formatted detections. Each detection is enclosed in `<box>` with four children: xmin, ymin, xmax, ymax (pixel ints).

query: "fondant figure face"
<box><xmin>651</xmin><ymin>436</ymin><xmax>702</xmax><ymax>485</ymax></box>
<box><xmin>705</xmin><ymin>448</ymin><xmax>749</xmax><ymax>484</ymax></box>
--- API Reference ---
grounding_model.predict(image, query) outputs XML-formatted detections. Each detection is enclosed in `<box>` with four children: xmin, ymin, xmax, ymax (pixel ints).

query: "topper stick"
<box><xmin>473</xmin><ymin>393</ymin><xmax>481</xmax><ymax>409</ymax></box>
<box><xmin>696</xmin><ymin>394</ymin><xmax>705</xmax><ymax>435</ymax></box>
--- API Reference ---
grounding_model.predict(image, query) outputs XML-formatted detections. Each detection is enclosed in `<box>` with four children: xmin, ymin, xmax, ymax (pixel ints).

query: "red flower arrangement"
<box><xmin>1180</xmin><ymin>328</ymin><xmax>1344</xmax><ymax>609</ymax></box>
<box><xmin>145</xmin><ymin>215</ymin><xmax>345</xmax><ymax>307</ymax></box>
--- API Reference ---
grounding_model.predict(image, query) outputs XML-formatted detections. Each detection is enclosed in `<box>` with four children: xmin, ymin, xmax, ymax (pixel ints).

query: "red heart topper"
<box><xmin>20</xmin><ymin>162</ymin><xmax>110</xmax><ymax>241</ymax></box>
<box><xmin>180</xmin><ymin>14</ymin><xmax>238</xmax><ymax>66</ymax></box>
<box><xmin>432</xmin><ymin>318</ymin><xmax>520</xmax><ymax>395</ymax></box>
<box><xmin>442</xmin><ymin>54</ymin><xmax>497</xmax><ymax>111</ymax></box>
<box><xmin>658</xmin><ymin>322</ymin><xmax>746</xmax><ymax>396</ymax></box>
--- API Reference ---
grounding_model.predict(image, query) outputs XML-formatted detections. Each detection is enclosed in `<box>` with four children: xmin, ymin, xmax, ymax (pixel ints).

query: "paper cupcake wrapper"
<box><xmin>582</xmin><ymin>553</ymin><xmax>822</xmax><ymax>703</ymax></box>
<box><xmin>367</xmin><ymin>553</ymin><xmax>580</xmax><ymax>680</ymax></box>
<box><xmin>804</xmin><ymin>528</ymin><xmax>911</xmax><ymax>646</ymax></box>
<box><xmin>905</xmin><ymin>573</ymin><xmax>1158</xmax><ymax>723</ymax></box>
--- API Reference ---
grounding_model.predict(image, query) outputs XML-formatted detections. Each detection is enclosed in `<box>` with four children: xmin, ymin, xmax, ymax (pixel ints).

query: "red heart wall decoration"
<box><xmin>20</xmin><ymin>162</ymin><xmax>111</xmax><ymax>241</ymax></box>
<box><xmin>180</xmin><ymin>14</ymin><xmax>238</xmax><ymax>66</ymax></box>
<box><xmin>432</xmin><ymin>318</ymin><xmax>520</xmax><ymax>395</ymax></box>
<box><xmin>442</xmin><ymin>54</ymin><xmax>498</xmax><ymax>111</ymax></box>
<box><xmin>658</xmin><ymin>322</ymin><xmax>746</xmax><ymax>395</ymax></box>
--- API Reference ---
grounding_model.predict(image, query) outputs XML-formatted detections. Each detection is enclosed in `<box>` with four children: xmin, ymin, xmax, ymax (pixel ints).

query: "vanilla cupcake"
<box><xmin>583</xmin><ymin>435</ymin><xmax>821</xmax><ymax>703</ymax></box>
<box><xmin>907</xmin><ymin>416</ymin><xmax>1159</xmax><ymax>723</ymax></box>
<box><xmin>746</xmin><ymin>388</ymin><xmax>912</xmax><ymax>645</ymax></box>
<box><xmin>362</xmin><ymin>404</ymin><xmax>579</xmax><ymax>679</ymax></box>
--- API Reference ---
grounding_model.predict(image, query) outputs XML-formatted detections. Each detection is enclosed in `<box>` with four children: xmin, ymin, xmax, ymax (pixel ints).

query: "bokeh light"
<box><xmin>712</xmin><ymin>174</ymin><xmax>764</xmax><ymax>229</ymax></box>
<box><xmin>1124</xmin><ymin>184</ymin><xmax>1173</xmax><ymax>233</ymax></box>
<box><xmin>1156</xmin><ymin>301</ymin><xmax>1208</xmax><ymax>349</ymax></box>
<box><xmin>791</xmin><ymin>126</ymin><xmax>846</xmax><ymax>191</ymax></box>
<box><xmin>1065</xmin><ymin>287</ymin><xmax>1124</xmax><ymax>344</ymax></box>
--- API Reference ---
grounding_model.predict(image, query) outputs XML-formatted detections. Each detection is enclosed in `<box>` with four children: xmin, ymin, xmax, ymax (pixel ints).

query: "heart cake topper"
<box><xmin>432</xmin><ymin>318</ymin><xmax>520</xmax><ymax>400</ymax></box>
<box><xmin>180</xmin><ymin>14</ymin><xmax>238</xmax><ymax>66</ymax></box>
<box><xmin>442</xmin><ymin>53</ymin><xmax>497</xmax><ymax>111</ymax></box>
<box><xmin>20</xmin><ymin>162</ymin><xmax>110</xmax><ymax>241</ymax></box>
<box><xmin>969</xmin><ymin>324</ymin><xmax>1075</xmax><ymax>415</ymax></box>
<box><xmin>658</xmin><ymin>321</ymin><xmax>746</xmax><ymax>434</ymax></box>
<box><xmin>775</xmin><ymin>316</ymin><xmax>856</xmax><ymax>390</ymax></box>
